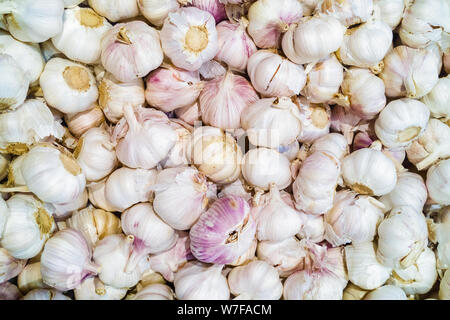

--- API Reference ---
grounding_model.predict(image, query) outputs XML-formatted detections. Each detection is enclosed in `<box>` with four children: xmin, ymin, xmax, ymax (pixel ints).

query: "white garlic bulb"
<box><xmin>344</xmin><ymin>242</ymin><xmax>392</xmax><ymax>290</ymax></box>
<box><xmin>375</xmin><ymin>98</ymin><xmax>430</xmax><ymax>149</ymax></box>
<box><xmin>297</xmin><ymin>212</ymin><xmax>325</xmax><ymax>243</ymax></box>
<box><xmin>228</xmin><ymin>260</ymin><xmax>283</xmax><ymax>300</ymax></box>
<box><xmin>161</xmin><ymin>122</ymin><xmax>193</xmax><ymax>169</ymax></box>
<box><xmin>160</xmin><ymin>7</ymin><xmax>219</xmax><ymax>71</ymax></box>
<box><xmin>324</xmin><ymin>190</ymin><xmax>385</xmax><ymax>247</ymax></box>
<box><xmin>363</xmin><ymin>285</ymin><xmax>407</xmax><ymax>300</ymax></box>
<box><xmin>104</xmin><ymin>167</ymin><xmax>157</xmax><ymax>212</ymax></box>
<box><xmin>0</xmin><ymin>248</ymin><xmax>26</xmax><ymax>283</ymax></box>
<box><xmin>87</xmin><ymin>178</ymin><xmax>119</xmax><ymax>212</ymax></box>
<box><xmin>373</xmin><ymin>0</ymin><xmax>405</xmax><ymax>30</ymax></box>
<box><xmin>426</xmin><ymin>159</ymin><xmax>450</xmax><ymax>206</ymax></box>
<box><xmin>88</xmin><ymin>0</ymin><xmax>139</xmax><ymax>22</ymax></box>
<box><xmin>0</xmin><ymin>54</ymin><xmax>29</xmax><ymax>112</ymax></box>
<box><xmin>74</xmin><ymin>277</ymin><xmax>128</xmax><ymax>300</ymax></box>
<box><xmin>242</xmin><ymin>97</ymin><xmax>302</xmax><ymax>149</ymax></box>
<box><xmin>51</xmin><ymin>189</ymin><xmax>89</xmax><ymax>220</ymax></box>
<box><xmin>247</xmin><ymin>0</ymin><xmax>303</xmax><ymax>49</ymax></box>
<box><xmin>40</xmin><ymin>58</ymin><xmax>98</xmax><ymax>114</ymax></box>
<box><xmin>137</xmin><ymin>0</ymin><xmax>180</xmax><ymax>27</ymax></box>
<box><xmin>309</xmin><ymin>132</ymin><xmax>349</xmax><ymax>161</ymax></box>
<box><xmin>174</xmin><ymin>262</ymin><xmax>230</xmax><ymax>300</ymax></box>
<box><xmin>282</xmin><ymin>15</ymin><xmax>346</xmax><ymax>65</ymax></box>
<box><xmin>0</xmin><ymin>0</ymin><xmax>64</xmax><ymax>43</ymax></box>
<box><xmin>440</xmin><ymin>269</ymin><xmax>450</xmax><ymax>300</ymax></box>
<box><xmin>20</xmin><ymin>144</ymin><xmax>86</xmax><ymax>205</ymax></box>
<box><xmin>101</xmin><ymin>21</ymin><xmax>163</xmax><ymax>82</ymax></box>
<box><xmin>295</xmin><ymin>97</ymin><xmax>331</xmax><ymax>144</ymax></box>
<box><xmin>74</xmin><ymin>127</ymin><xmax>118</xmax><ymax>182</ymax></box>
<box><xmin>421</xmin><ymin>75</ymin><xmax>450</xmax><ymax>121</ymax></box>
<box><xmin>377</xmin><ymin>206</ymin><xmax>428</xmax><ymax>269</ymax></box>
<box><xmin>247</xmin><ymin>50</ymin><xmax>306</xmax><ymax>98</ymax></box>
<box><xmin>341</xmin><ymin>143</ymin><xmax>397</xmax><ymax>196</ymax></box>
<box><xmin>65</xmin><ymin>106</ymin><xmax>106</xmax><ymax>138</ymax></box>
<box><xmin>317</xmin><ymin>0</ymin><xmax>373</xmax><ymax>27</ymax></box>
<box><xmin>129</xmin><ymin>283</ymin><xmax>175</xmax><ymax>300</ymax></box>
<box><xmin>242</xmin><ymin>147</ymin><xmax>291</xmax><ymax>191</ymax></box>
<box><xmin>23</xmin><ymin>289</ymin><xmax>71</xmax><ymax>300</ymax></box>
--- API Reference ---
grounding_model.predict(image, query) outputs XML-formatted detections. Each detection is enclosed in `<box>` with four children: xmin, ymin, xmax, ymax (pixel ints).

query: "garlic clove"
<box><xmin>421</xmin><ymin>74</ymin><xmax>450</xmax><ymax>121</ymax></box>
<box><xmin>373</xmin><ymin>0</ymin><xmax>405</xmax><ymax>30</ymax></box>
<box><xmin>65</xmin><ymin>105</ymin><xmax>106</xmax><ymax>138</ymax></box>
<box><xmin>295</xmin><ymin>97</ymin><xmax>331</xmax><ymax>144</ymax></box>
<box><xmin>439</xmin><ymin>269</ymin><xmax>450</xmax><ymax>300</ymax></box>
<box><xmin>18</xmin><ymin>262</ymin><xmax>47</xmax><ymax>294</ymax></box>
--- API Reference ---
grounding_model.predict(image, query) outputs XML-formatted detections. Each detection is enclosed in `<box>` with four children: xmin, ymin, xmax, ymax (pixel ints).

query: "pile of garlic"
<box><xmin>0</xmin><ymin>0</ymin><xmax>449</xmax><ymax>301</ymax></box>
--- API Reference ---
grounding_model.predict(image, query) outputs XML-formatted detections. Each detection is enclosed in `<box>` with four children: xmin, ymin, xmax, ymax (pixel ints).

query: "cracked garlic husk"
<box><xmin>0</xmin><ymin>54</ymin><xmax>29</xmax><ymax>112</ymax></box>
<box><xmin>421</xmin><ymin>74</ymin><xmax>450</xmax><ymax>122</ymax></box>
<box><xmin>373</xmin><ymin>0</ymin><xmax>405</xmax><ymax>30</ymax></box>
<box><xmin>137</xmin><ymin>0</ymin><xmax>181</xmax><ymax>27</ymax></box>
<box><xmin>128</xmin><ymin>283</ymin><xmax>175</xmax><ymax>300</ymax></box>
<box><xmin>317</xmin><ymin>0</ymin><xmax>373</xmax><ymax>27</ymax></box>
<box><xmin>363</xmin><ymin>285</ymin><xmax>407</xmax><ymax>300</ymax></box>
<box><xmin>74</xmin><ymin>277</ymin><xmax>128</xmax><ymax>300</ymax></box>
<box><xmin>23</xmin><ymin>288</ymin><xmax>71</xmax><ymax>300</ymax></box>
<box><xmin>426</xmin><ymin>159</ymin><xmax>450</xmax><ymax>206</ymax></box>
<box><xmin>88</xmin><ymin>0</ymin><xmax>140</xmax><ymax>22</ymax></box>
<box><xmin>65</xmin><ymin>106</ymin><xmax>106</xmax><ymax>138</ymax></box>
<box><xmin>0</xmin><ymin>248</ymin><xmax>27</xmax><ymax>283</ymax></box>
<box><xmin>295</xmin><ymin>97</ymin><xmax>331</xmax><ymax>144</ymax></box>
<box><xmin>17</xmin><ymin>262</ymin><xmax>47</xmax><ymax>294</ymax></box>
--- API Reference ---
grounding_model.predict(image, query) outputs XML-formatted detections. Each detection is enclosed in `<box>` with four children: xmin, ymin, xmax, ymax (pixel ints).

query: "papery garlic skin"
<box><xmin>40</xmin><ymin>58</ymin><xmax>98</xmax><ymax>114</ymax></box>
<box><xmin>426</xmin><ymin>159</ymin><xmax>450</xmax><ymax>206</ymax></box>
<box><xmin>375</xmin><ymin>98</ymin><xmax>430</xmax><ymax>149</ymax></box>
<box><xmin>228</xmin><ymin>260</ymin><xmax>283</xmax><ymax>300</ymax></box>
<box><xmin>428</xmin><ymin>207</ymin><xmax>450</xmax><ymax>272</ymax></box>
<box><xmin>278</xmin><ymin>141</ymin><xmax>300</xmax><ymax>162</ymax></box>
<box><xmin>101</xmin><ymin>21</ymin><xmax>163</xmax><ymax>82</ymax></box>
<box><xmin>295</xmin><ymin>97</ymin><xmax>331</xmax><ymax>144</ymax></box>
<box><xmin>65</xmin><ymin>106</ymin><xmax>105</xmax><ymax>138</ymax></box>
<box><xmin>200</xmin><ymin>71</ymin><xmax>258</xmax><ymax>130</ymax></box>
<box><xmin>23</xmin><ymin>289</ymin><xmax>71</xmax><ymax>300</ymax></box>
<box><xmin>343</xmin><ymin>283</ymin><xmax>369</xmax><ymax>300</ymax></box>
<box><xmin>0</xmin><ymin>248</ymin><xmax>26</xmax><ymax>283</ymax></box>
<box><xmin>88</xmin><ymin>0</ymin><xmax>139</xmax><ymax>22</ymax></box>
<box><xmin>363</xmin><ymin>285</ymin><xmax>407</xmax><ymax>300</ymax></box>
<box><xmin>421</xmin><ymin>75</ymin><xmax>450</xmax><ymax>121</ymax></box>
<box><xmin>247</xmin><ymin>0</ymin><xmax>303</xmax><ymax>49</ymax></box>
<box><xmin>174</xmin><ymin>262</ymin><xmax>230</xmax><ymax>300</ymax></box>
<box><xmin>282</xmin><ymin>15</ymin><xmax>345</xmax><ymax>65</ymax></box>
<box><xmin>373</xmin><ymin>0</ymin><xmax>405</xmax><ymax>30</ymax></box>
<box><xmin>242</xmin><ymin>148</ymin><xmax>292</xmax><ymax>191</ymax></box>
<box><xmin>20</xmin><ymin>145</ymin><xmax>86</xmax><ymax>205</ymax></box>
<box><xmin>377</xmin><ymin>206</ymin><xmax>428</xmax><ymax>269</ymax></box>
<box><xmin>0</xmin><ymin>0</ymin><xmax>64</xmax><ymax>43</ymax></box>
<box><xmin>63</xmin><ymin>0</ymin><xmax>84</xmax><ymax>7</ymax></box>
<box><xmin>160</xmin><ymin>7</ymin><xmax>219</xmax><ymax>71</ymax></box>
<box><xmin>130</xmin><ymin>283</ymin><xmax>175</xmax><ymax>300</ymax></box>
<box><xmin>138</xmin><ymin>0</ymin><xmax>180</xmax><ymax>27</ymax></box>
<box><xmin>345</xmin><ymin>242</ymin><xmax>392</xmax><ymax>290</ymax></box>
<box><xmin>190</xmin><ymin>195</ymin><xmax>256</xmax><ymax>264</ymax></box>
<box><xmin>247</xmin><ymin>50</ymin><xmax>306</xmax><ymax>98</ymax></box>
<box><xmin>380</xmin><ymin>172</ymin><xmax>427</xmax><ymax>213</ymax></box>
<box><xmin>318</xmin><ymin>0</ymin><xmax>373</xmax><ymax>27</ymax></box>
<box><xmin>0</xmin><ymin>54</ymin><xmax>29</xmax><ymax>112</ymax></box>
<box><xmin>74</xmin><ymin>277</ymin><xmax>127</xmax><ymax>300</ymax></box>
<box><xmin>440</xmin><ymin>269</ymin><xmax>450</xmax><ymax>300</ymax></box>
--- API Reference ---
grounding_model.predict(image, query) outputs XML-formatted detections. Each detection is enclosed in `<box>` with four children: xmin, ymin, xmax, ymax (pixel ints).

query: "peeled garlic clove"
<box><xmin>174</xmin><ymin>261</ymin><xmax>230</xmax><ymax>300</ymax></box>
<box><xmin>160</xmin><ymin>7</ymin><xmax>218</xmax><ymax>71</ymax></box>
<box><xmin>363</xmin><ymin>285</ymin><xmax>407</xmax><ymax>300</ymax></box>
<box><xmin>191</xmin><ymin>0</ymin><xmax>227</xmax><ymax>23</ymax></box>
<box><xmin>309</xmin><ymin>133</ymin><xmax>349</xmax><ymax>161</ymax></box>
<box><xmin>247</xmin><ymin>0</ymin><xmax>303</xmax><ymax>49</ymax></box>
<box><xmin>101</xmin><ymin>21</ymin><xmax>163</xmax><ymax>82</ymax></box>
<box><xmin>41</xmin><ymin>229</ymin><xmax>99</xmax><ymax>291</ymax></box>
<box><xmin>74</xmin><ymin>277</ymin><xmax>127</xmax><ymax>300</ymax></box>
<box><xmin>373</xmin><ymin>0</ymin><xmax>405</xmax><ymax>30</ymax></box>
<box><xmin>87</xmin><ymin>178</ymin><xmax>119</xmax><ymax>212</ymax></box>
<box><xmin>88</xmin><ymin>0</ymin><xmax>140</xmax><ymax>22</ymax></box>
<box><xmin>0</xmin><ymin>54</ymin><xmax>29</xmax><ymax>112</ymax></box>
<box><xmin>426</xmin><ymin>159</ymin><xmax>450</xmax><ymax>206</ymax></box>
<box><xmin>18</xmin><ymin>262</ymin><xmax>47</xmax><ymax>294</ymax></box>
<box><xmin>23</xmin><ymin>289</ymin><xmax>71</xmax><ymax>300</ymax></box>
<box><xmin>190</xmin><ymin>195</ymin><xmax>256</xmax><ymax>264</ymax></box>
<box><xmin>137</xmin><ymin>0</ymin><xmax>180</xmax><ymax>27</ymax></box>
<box><xmin>0</xmin><ymin>248</ymin><xmax>27</xmax><ymax>283</ymax></box>
<box><xmin>439</xmin><ymin>269</ymin><xmax>450</xmax><ymax>300</ymax></box>
<box><xmin>345</xmin><ymin>242</ymin><xmax>392</xmax><ymax>290</ymax></box>
<box><xmin>51</xmin><ymin>188</ymin><xmax>89</xmax><ymax>220</ymax></box>
<box><xmin>377</xmin><ymin>206</ymin><xmax>428</xmax><ymax>269</ymax></box>
<box><xmin>40</xmin><ymin>57</ymin><xmax>98</xmax><ymax>114</ymax></box>
<box><xmin>295</xmin><ymin>97</ymin><xmax>331</xmax><ymax>144</ymax></box>
<box><xmin>0</xmin><ymin>282</ymin><xmax>22</xmax><ymax>300</ymax></box>
<box><xmin>129</xmin><ymin>283</ymin><xmax>175</xmax><ymax>300</ymax></box>
<box><xmin>242</xmin><ymin>147</ymin><xmax>292</xmax><ymax>191</ymax></box>
<box><xmin>200</xmin><ymin>71</ymin><xmax>258</xmax><ymax>130</ymax></box>
<box><xmin>375</xmin><ymin>98</ymin><xmax>430</xmax><ymax>149</ymax></box>
<box><xmin>65</xmin><ymin>106</ymin><xmax>105</xmax><ymax>138</ymax></box>
<box><xmin>145</xmin><ymin>66</ymin><xmax>204</xmax><ymax>113</ymax></box>
<box><xmin>1</xmin><ymin>194</ymin><xmax>55</xmax><ymax>259</ymax></box>
<box><xmin>318</xmin><ymin>0</ymin><xmax>373</xmax><ymax>27</ymax></box>
<box><xmin>282</xmin><ymin>15</ymin><xmax>346</xmax><ymax>65</ymax></box>
<box><xmin>421</xmin><ymin>75</ymin><xmax>450</xmax><ymax>121</ymax></box>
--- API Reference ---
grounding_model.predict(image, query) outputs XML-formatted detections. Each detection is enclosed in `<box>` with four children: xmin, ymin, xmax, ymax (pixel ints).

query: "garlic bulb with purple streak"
<box><xmin>190</xmin><ymin>195</ymin><xmax>256</xmax><ymax>264</ymax></box>
<box><xmin>191</xmin><ymin>0</ymin><xmax>227</xmax><ymax>23</ymax></box>
<box><xmin>0</xmin><ymin>248</ymin><xmax>26</xmax><ymax>283</ymax></box>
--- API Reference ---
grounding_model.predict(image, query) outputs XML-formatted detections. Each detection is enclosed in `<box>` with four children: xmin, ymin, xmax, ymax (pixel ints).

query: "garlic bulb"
<box><xmin>0</xmin><ymin>100</ymin><xmax>65</xmax><ymax>154</ymax></box>
<box><xmin>137</xmin><ymin>0</ymin><xmax>180</xmax><ymax>27</ymax></box>
<box><xmin>198</xmin><ymin>59</ymin><xmax>227</xmax><ymax>80</ymax></box>
<box><xmin>18</xmin><ymin>262</ymin><xmax>47</xmax><ymax>294</ymax></box>
<box><xmin>309</xmin><ymin>132</ymin><xmax>349</xmax><ymax>161</ymax></box>
<box><xmin>0</xmin><ymin>248</ymin><xmax>26</xmax><ymax>283</ymax></box>
<box><xmin>0</xmin><ymin>54</ymin><xmax>29</xmax><ymax>112</ymax></box>
<box><xmin>98</xmin><ymin>72</ymin><xmax>145</xmax><ymax>124</ymax></box>
<box><xmin>363</xmin><ymin>285</ymin><xmax>407</xmax><ymax>300</ymax></box>
<box><xmin>228</xmin><ymin>260</ymin><xmax>283</xmax><ymax>300</ymax></box>
<box><xmin>242</xmin><ymin>97</ymin><xmax>302</xmax><ymax>148</ymax></box>
<box><xmin>247</xmin><ymin>0</ymin><xmax>303</xmax><ymax>49</ymax></box>
<box><xmin>65</xmin><ymin>106</ymin><xmax>105</xmax><ymax>138</ymax></box>
<box><xmin>175</xmin><ymin>102</ymin><xmax>201</xmax><ymax>126</ymax></box>
<box><xmin>301</xmin><ymin>54</ymin><xmax>344</xmax><ymax>104</ymax></box>
<box><xmin>190</xmin><ymin>195</ymin><xmax>256</xmax><ymax>264</ymax></box>
<box><xmin>161</xmin><ymin>122</ymin><xmax>193</xmax><ymax>169</ymax></box>
<box><xmin>51</xmin><ymin>7</ymin><xmax>112</xmax><ymax>64</ymax></box>
<box><xmin>66</xmin><ymin>207</ymin><xmax>122</xmax><ymax>249</ymax></box>
<box><xmin>145</xmin><ymin>65</ymin><xmax>204</xmax><ymax>113</ymax></box>
<box><xmin>51</xmin><ymin>189</ymin><xmax>89</xmax><ymax>220</ymax></box>
<box><xmin>317</xmin><ymin>0</ymin><xmax>373</xmax><ymax>27</ymax></box>
<box><xmin>104</xmin><ymin>167</ymin><xmax>157</xmax><ymax>212</ymax></box>
<box><xmin>345</xmin><ymin>242</ymin><xmax>392</xmax><ymax>290</ymax></box>
<box><xmin>93</xmin><ymin>234</ymin><xmax>151</xmax><ymax>289</ymax></box>
<box><xmin>160</xmin><ymin>7</ymin><xmax>219</xmax><ymax>71</ymax></box>
<box><xmin>0</xmin><ymin>282</ymin><xmax>22</xmax><ymax>300</ymax></box>
<box><xmin>152</xmin><ymin>167</ymin><xmax>211</xmax><ymax>230</ymax></box>
<box><xmin>74</xmin><ymin>127</ymin><xmax>118</xmax><ymax>182</ymax></box>
<box><xmin>41</xmin><ymin>229</ymin><xmax>99</xmax><ymax>291</ymax></box>
<box><xmin>74</xmin><ymin>277</ymin><xmax>128</xmax><ymax>300</ymax></box>
<box><xmin>215</xmin><ymin>19</ymin><xmax>256</xmax><ymax>71</ymax></box>
<box><xmin>0</xmin><ymin>0</ymin><xmax>64</xmax><ymax>43</ymax></box>
<box><xmin>426</xmin><ymin>159</ymin><xmax>450</xmax><ymax>206</ymax></box>
<box><xmin>297</xmin><ymin>213</ymin><xmax>325</xmax><ymax>243</ymax></box>
<box><xmin>440</xmin><ymin>269</ymin><xmax>450</xmax><ymax>300</ymax></box>
<box><xmin>257</xmin><ymin>237</ymin><xmax>306</xmax><ymax>277</ymax></box>
<box><xmin>148</xmin><ymin>231</ymin><xmax>194</xmax><ymax>282</ymax></box>
<box><xmin>421</xmin><ymin>75</ymin><xmax>450</xmax><ymax>121</ymax></box>
<box><xmin>387</xmin><ymin>247</ymin><xmax>437</xmax><ymax>295</ymax></box>
<box><xmin>282</xmin><ymin>15</ymin><xmax>346</xmax><ymax>65</ymax></box>
<box><xmin>218</xmin><ymin>179</ymin><xmax>252</xmax><ymax>202</ymax></box>
<box><xmin>112</xmin><ymin>106</ymin><xmax>177</xmax><ymax>169</ymax></box>
<box><xmin>88</xmin><ymin>0</ymin><xmax>139</xmax><ymax>22</ymax></box>
<box><xmin>380</xmin><ymin>172</ymin><xmax>427</xmax><ymax>213</ymax></box>
<box><xmin>87</xmin><ymin>178</ymin><xmax>119</xmax><ymax>212</ymax></box>
<box><xmin>242</xmin><ymin>147</ymin><xmax>292</xmax><ymax>191</ymax></box>
<box><xmin>295</xmin><ymin>97</ymin><xmax>331</xmax><ymax>144</ymax></box>
<box><xmin>428</xmin><ymin>207</ymin><xmax>450</xmax><ymax>272</ymax></box>
<box><xmin>188</xmin><ymin>126</ymin><xmax>242</xmax><ymax>184</ymax></box>
<box><xmin>101</xmin><ymin>21</ymin><xmax>163</xmax><ymax>82</ymax></box>
<box><xmin>20</xmin><ymin>144</ymin><xmax>86</xmax><ymax>205</ymax></box>
<box><xmin>1</xmin><ymin>194</ymin><xmax>55</xmax><ymax>259</ymax></box>
<box><xmin>40</xmin><ymin>58</ymin><xmax>98</xmax><ymax>114</ymax></box>
<box><xmin>377</xmin><ymin>206</ymin><xmax>428</xmax><ymax>269</ymax></box>
<box><xmin>380</xmin><ymin>45</ymin><xmax>442</xmax><ymax>99</ymax></box>
<box><xmin>23</xmin><ymin>289</ymin><xmax>71</xmax><ymax>300</ymax></box>
<box><xmin>341</xmin><ymin>143</ymin><xmax>397</xmax><ymax>196</ymax></box>
<box><xmin>200</xmin><ymin>71</ymin><xmax>258</xmax><ymax>130</ymax></box>
<box><xmin>375</xmin><ymin>98</ymin><xmax>430</xmax><ymax>149</ymax></box>
<box><xmin>130</xmin><ymin>283</ymin><xmax>175</xmax><ymax>300</ymax></box>
<box><xmin>373</xmin><ymin>0</ymin><xmax>405</xmax><ymax>30</ymax></box>
<box><xmin>174</xmin><ymin>261</ymin><xmax>230</xmax><ymax>300</ymax></box>
<box><xmin>191</xmin><ymin>0</ymin><xmax>227</xmax><ymax>23</ymax></box>
<box><xmin>324</xmin><ymin>190</ymin><xmax>385</xmax><ymax>246</ymax></box>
